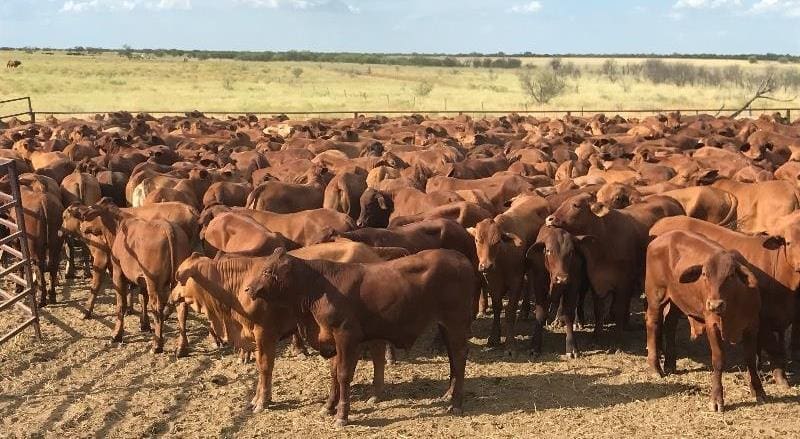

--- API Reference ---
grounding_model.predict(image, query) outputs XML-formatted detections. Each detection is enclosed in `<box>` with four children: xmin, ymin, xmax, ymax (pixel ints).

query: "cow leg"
<box><xmin>367</xmin><ymin>341</ymin><xmax>386</xmax><ymax>404</ymax></box>
<box><xmin>762</xmin><ymin>330</ymin><xmax>790</xmax><ymax>388</ymax></box>
<box><xmin>706</xmin><ymin>322</ymin><xmax>725</xmax><ymax>413</ymax></box>
<box><xmin>333</xmin><ymin>337</ymin><xmax>358</xmax><ymax>427</ymax></box>
<box><xmin>440</xmin><ymin>324</ymin><xmax>456</xmax><ymax>400</ymax></box>
<box><xmin>64</xmin><ymin>239</ymin><xmax>76</xmax><ymax>279</ymax></box>
<box><xmin>487</xmin><ymin>290</ymin><xmax>503</xmax><ymax>347</ymax></box>
<box><xmin>290</xmin><ymin>332</ymin><xmax>309</xmax><ymax>357</ymax></box>
<box><xmin>562</xmin><ymin>290</ymin><xmax>579</xmax><ymax>359</ymax></box>
<box><xmin>502</xmin><ymin>281</ymin><xmax>522</xmax><ymax>355</ymax></box>
<box><xmin>645</xmin><ymin>302</ymin><xmax>665</xmax><ymax>377</ymax></box>
<box><xmin>322</xmin><ymin>357</ymin><xmax>339</xmax><ymax>416</ymax></box>
<box><xmin>251</xmin><ymin>326</ymin><xmax>278</xmax><ymax>412</ymax></box>
<box><xmin>439</xmin><ymin>323</ymin><xmax>467</xmax><ymax>415</ymax></box>
<box><xmin>385</xmin><ymin>344</ymin><xmax>396</xmax><ymax>365</ymax></box>
<box><xmin>175</xmin><ymin>301</ymin><xmax>189</xmax><ymax>358</ymax></box>
<box><xmin>575</xmin><ymin>287</ymin><xmax>587</xmax><ymax>329</ymax></box>
<box><xmin>36</xmin><ymin>263</ymin><xmax>47</xmax><ymax>307</ymax></box>
<box><xmin>612</xmin><ymin>290</ymin><xmax>633</xmax><ymax>334</ymax></box>
<box><xmin>662</xmin><ymin>306</ymin><xmax>680</xmax><ymax>375</ymax></box>
<box><xmin>111</xmin><ymin>264</ymin><xmax>127</xmax><ymax>343</ymax></box>
<box><xmin>591</xmin><ymin>293</ymin><xmax>605</xmax><ymax>343</ymax></box>
<box><xmin>47</xmin><ymin>256</ymin><xmax>58</xmax><ymax>305</ymax></box>
<box><xmin>83</xmin><ymin>266</ymin><xmax>104</xmax><ymax>319</ymax></box>
<box><xmin>529</xmin><ymin>302</ymin><xmax>547</xmax><ymax>356</ymax></box>
<box><xmin>138</xmin><ymin>285</ymin><xmax>151</xmax><ymax>333</ymax></box>
<box><xmin>151</xmin><ymin>298</ymin><xmax>165</xmax><ymax>354</ymax></box>
<box><xmin>742</xmin><ymin>329</ymin><xmax>767</xmax><ymax>404</ymax></box>
<box><xmin>792</xmin><ymin>300</ymin><xmax>800</xmax><ymax>361</ymax></box>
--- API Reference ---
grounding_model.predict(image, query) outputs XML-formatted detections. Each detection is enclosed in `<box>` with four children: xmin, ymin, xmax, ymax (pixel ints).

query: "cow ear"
<box><xmin>198</xmin><ymin>169</ymin><xmax>209</xmax><ymax>179</ymax></box>
<box><xmin>735</xmin><ymin>264</ymin><xmax>759</xmax><ymax>289</ymax></box>
<box><xmin>575</xmin><ymin>235</ymin><xmax>596</xmax><ymax>246</ymax></box>
<box><xmin>377</xmin><ymin>194</ymin><xmax>389</xmax><ymax>210</ymax></box>
<box><xmin>678</xmin><ymin>265</ymin><xmax>703</xmax><ymax>284</ymax></box>
<box><xmin>501</xmin><ymin>232</ymin><xmax>522</xmax><ymax>246</ymax></box>
<box><xmin>526</xmin><ymin>242</ymin><xmax>545</xmax><ymax>260</ymax></box>
<box><xmin>696</xmin><ymin>169</ymin><xmax>719</xmax><ymax>185</ymax></box>
<box><xmin>591</xmin><ymin>202</ymin><xmax>609</xmax><ymax>216</ymax></box>
<box><xmin>762</xmin><ymin>235</ymin><xmax>786</xmax><ymax>250</ymax></box>
<box><xmin>465</xmin><ymin>227</ymin><xmax>476</xmax><ymax>237</ymax></box>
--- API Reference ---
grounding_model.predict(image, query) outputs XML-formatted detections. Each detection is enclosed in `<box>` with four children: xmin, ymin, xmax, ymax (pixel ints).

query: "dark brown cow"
<box><xmin>645</xmin><ymin>230</ymin><xmax>763</xmax><ymax>412</ymax></box>
<box><xmin>545</xmin><ymin>193</ymin><xmax>684</xmax><ymax>334</ymax></box>
<box><xmin>527</xmin><ymin>226</ymin><xmax>589</xmax><ymax>357</ymax></box>
<box><xmin>240</xmin><ymin>248</ymin><xmax>476</xmax><ymax>426</ymax></box>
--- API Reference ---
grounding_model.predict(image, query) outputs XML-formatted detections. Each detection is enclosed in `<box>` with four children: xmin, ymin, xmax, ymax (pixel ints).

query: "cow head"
<box><xmin>470</xmin><ymin>219</ymin><xmax>522</xmax><ymax>274</ymax></box>
<box><xmin>357</xmin><ymin>188</ymin><xmax>393</xmax><ymax>228</ymax></box>
<box><xmin>676</xmin><ymin>250</ymin><xmax>759</xmax><ymax>341</ymax></box>
<box><xmin>175</xmin><ymin>252</ymin><xmax>206</xmax><ymax>286</ymax></box>
<box><xmin>595</xmin><ymin>183</ymin><xmax>641</xmax><ymax>210</ymax></box>
<box><xmin>528</xmin><ymin>226</ymin><xmax>578</xmax><ymax>288</ymax></box>
<box><xmin>243</xmin><ymin>247</ymin><xmax>293</xmax><ymax>302</ymax></box>
<box><xmin>545</xmin><ymin>192</ymin><xmax>598</xmax><ymax>234</ymax></box>
<box><xmin>762</xmin><ymin>215</ymin><xmax>800</xmax><ymax>274</ymax></box>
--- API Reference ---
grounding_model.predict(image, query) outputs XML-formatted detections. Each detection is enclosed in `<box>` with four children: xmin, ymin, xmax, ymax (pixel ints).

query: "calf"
<box><xmin>470</xmin><ymin>219</ymin><xmax>525</xmax><ymax>352</ymax></box>
<box><xmin>645</xmin><ymin>230</ymin><xmax>763</xmax><ymax>412</ymax></box>
<box><xmin>242</xmin><ymin>248</ymin><xmax>476</xmax><ymax>426</ymax></box>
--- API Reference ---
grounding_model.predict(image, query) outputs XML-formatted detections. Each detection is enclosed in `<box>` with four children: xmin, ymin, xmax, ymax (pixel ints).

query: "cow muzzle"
<box><xmin>545</xmin><ymin>215</ymin><xmax>557</xmax><ymax>227</ymax></box>
<box><xmin>706</xmin><ymin>299</ymin><xmax>726</xmax><ymax>315</ymax></box>
<box><xmin>553</xmin><ymin>274</ymin><xmax>569</xmax><ymax>285</ymax></box>
<box><xmin>478</xmin><ymin>262</ymin><xmax>494</xmax><ymax>273</ymax></box>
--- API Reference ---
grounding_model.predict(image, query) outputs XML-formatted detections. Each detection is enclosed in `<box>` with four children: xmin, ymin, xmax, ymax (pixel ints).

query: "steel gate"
<box><xmin>0</xmin><ymin>159</ymin><xmax>40</xmax><ymax>344</ymax></box>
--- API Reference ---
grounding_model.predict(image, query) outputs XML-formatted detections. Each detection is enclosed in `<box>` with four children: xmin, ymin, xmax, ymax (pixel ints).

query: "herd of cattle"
<box><xmin>1</xmin><ymin>110</ymin><xmax>800</xmax><ymax>426</ymax></box>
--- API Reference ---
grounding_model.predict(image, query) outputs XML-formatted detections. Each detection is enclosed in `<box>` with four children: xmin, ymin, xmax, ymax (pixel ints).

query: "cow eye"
<box><xmin>544</xmin><ymin>249</ymin><xmax>551</xmax><ymax>255</ymax></box>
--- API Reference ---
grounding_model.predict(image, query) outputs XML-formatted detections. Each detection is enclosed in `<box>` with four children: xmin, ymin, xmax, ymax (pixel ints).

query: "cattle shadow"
<box><xmin>352</xmin><ymin>368</ymin><xmax>697</xmax><ymax>428</ymax></box>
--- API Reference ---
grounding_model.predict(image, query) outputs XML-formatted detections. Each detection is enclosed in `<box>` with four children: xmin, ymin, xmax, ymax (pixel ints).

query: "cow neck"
<box><xmin>774</xmin><ymin>244</ymin><xmax>800</xmax><ymax>293</ymax></box>
<box><xmin>287</xmin><ymin>257</ymin><xmax>330</xmax><ymax>315</ymax></box>
<box><xmin>192</xmin><ymin>259</ymin><xmax>255</xmax><ymax>321</ymax></box>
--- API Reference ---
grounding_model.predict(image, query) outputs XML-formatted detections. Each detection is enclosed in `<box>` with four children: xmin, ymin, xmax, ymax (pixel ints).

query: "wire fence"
<box><xmin>1</xmin><ymin>97</ymin><xmax>798</xmax><ymax>122</ymax></box>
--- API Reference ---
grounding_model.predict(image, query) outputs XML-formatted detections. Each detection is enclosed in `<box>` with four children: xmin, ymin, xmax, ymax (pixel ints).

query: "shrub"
<box><xmin>291</xmin><ymin>67</ymin><xmax>304</xmax><ymax>79</ymax></box>
<box><xmin>413</xmin><ymin>80</ymin><xmax>434</xmax><ymax>97</ymax></box>
<box><xmin>518</xmin><ymin>69</ymin><xmax>566</xmax><ymax>104</ymax></box>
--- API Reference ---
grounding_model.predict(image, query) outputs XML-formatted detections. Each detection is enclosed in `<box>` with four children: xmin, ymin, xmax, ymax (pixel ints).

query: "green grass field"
<box><xmin>1</xmin><ymin>51</ymin><xmax>799</xmax><ymax>116</ymax></box>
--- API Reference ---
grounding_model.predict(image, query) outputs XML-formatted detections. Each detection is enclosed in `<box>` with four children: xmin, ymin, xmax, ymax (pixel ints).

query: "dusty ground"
<box><xmin>1</xmin><ymin>274</ymin><xmax>799</xmax><ymax>438</ymax></box>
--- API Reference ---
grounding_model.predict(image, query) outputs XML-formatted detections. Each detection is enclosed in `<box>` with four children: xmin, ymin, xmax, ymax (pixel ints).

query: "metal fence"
<box><xmin>0</xmin><ymin>97</ymin><xmax>35</xmax><ymax>124</ymax></box>
<box><xmin>0</xmin><ymin>159</ymin><xmax>40</xmax><ymax>345</ymax></box>
<box><xmin>20</xmin><ymin>107</ymin><xmax>800</xmax><ymax>121</ymax></box>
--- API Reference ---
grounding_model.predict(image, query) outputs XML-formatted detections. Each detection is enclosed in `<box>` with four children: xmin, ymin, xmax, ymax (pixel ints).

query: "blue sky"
<box><xmin>1</xmin><ymin>0</ymin><xmax>798</xmax><ymax>54</ymax></box>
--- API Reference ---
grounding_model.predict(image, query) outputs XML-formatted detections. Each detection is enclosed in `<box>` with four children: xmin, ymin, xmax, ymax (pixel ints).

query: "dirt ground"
<box><xmin>1</xmin><ymin>274</ymin><xmax>799</xmax><ymax>438</ymax></box>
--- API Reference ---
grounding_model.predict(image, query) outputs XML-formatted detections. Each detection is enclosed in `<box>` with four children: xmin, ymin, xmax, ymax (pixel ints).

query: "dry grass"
<box><xmin>1</xmin><ymin>273</ymin><xmax>798</xmax><ymax>438</ymax></box>
<box><xmin>1</xmin><ymin>51</ymin><xmax>799</xmax><ymax>116</ymax></box>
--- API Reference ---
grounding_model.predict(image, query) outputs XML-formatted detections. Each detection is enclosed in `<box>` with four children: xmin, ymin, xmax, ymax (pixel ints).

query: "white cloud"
<box><xmin>60</xmin><ymin>0</ymin><xmax>190</xmax><ymax>13</ymax></box>
<box><xmin>749</xmin><ymin>0</ymin><xmax>800</xmax><ymax>16</ymax></box>
<box><xmin>235</xmin><ymin>0</ymin><xmax>359</xmax><ymax>12</ymax></box>
<box><xmin>508</xmin><ymin>1</ymin><xmax>542</xmax><ymax>14</ymax></box>
<box><xmin>673</xmin><ymin>0</ymin><xmax>740</xmax><ymax>8</ymax></box>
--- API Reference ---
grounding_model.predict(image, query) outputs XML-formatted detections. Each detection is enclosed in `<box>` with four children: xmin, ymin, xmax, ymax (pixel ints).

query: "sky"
<box><xmin>1</xmin><ymin>0</ymin><xmax>799</xmax><ymax>54</ymax></box>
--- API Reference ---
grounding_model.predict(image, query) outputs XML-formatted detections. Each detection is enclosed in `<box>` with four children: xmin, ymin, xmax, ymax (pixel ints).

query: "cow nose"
<box><xmin>706</xmin><ymin>299</ymin><xmax>726</xmax><ymax>314</ymax></box>
<box><xmin>554</xmin><ymin>274</ymin><xmax>569</xmax><ymax>284</ymax></box>
<box><xmin>356</xmin><ymin>219</ymin><xmax>365</xmax><ymax>228</ymax></box>
<box><xmin>545</xmin><ymin>215</ymin><xmax>556</xmax><ymax>226</ymax></box>
<box><xmin>479</xmin><ymin>262</ymin><xmax>493</xmax><ymax>272</ymax></box>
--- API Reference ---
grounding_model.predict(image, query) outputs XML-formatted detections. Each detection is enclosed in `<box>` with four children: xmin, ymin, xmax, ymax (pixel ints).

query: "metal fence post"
<box><xmin>27</xmin><ymin>97</ymin><xmax>35</xmax><ymax>125</ymax></box>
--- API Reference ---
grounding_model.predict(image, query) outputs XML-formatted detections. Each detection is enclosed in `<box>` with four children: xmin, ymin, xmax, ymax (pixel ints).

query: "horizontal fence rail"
<box><xmin>0</xmin><ymin>96</ymin><xmax>35</xmax><ymax>123</ymax></box>
<box><xmin>26</xmin><ymin>107</ymin><xmax>799</xmax><ymax>120</ymax></box>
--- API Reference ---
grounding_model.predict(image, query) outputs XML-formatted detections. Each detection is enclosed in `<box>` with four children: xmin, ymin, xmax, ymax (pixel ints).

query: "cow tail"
<box><xmin>77</xmin><ymin>176</ymin><xmax>84</xmax><ymax>204</ymax></box>
<box><xmin>339</xmin><ymin>182</ymin><xmax>350</xmax><ymax>216</ymax></box>
<box><xmin>164</xmin><ymin>223</ymin><xmax>176</xmax><ymax>290</ymax></box>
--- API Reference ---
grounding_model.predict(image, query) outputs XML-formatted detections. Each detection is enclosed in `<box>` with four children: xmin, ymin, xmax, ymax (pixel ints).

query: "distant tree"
<box><xmin>291</xmin><ymin>67</ymin><xmax>304</xmax><ymax>79</ymax></box>
<box><xmin>748</xmin><ymin>56</ymin><xmax>758</xmax><ymax>64</ymax></box>
<box><xmin>413</xmin><ymin>80</ymin><xmax>434</xmax><ymax>97</ymax></box>
<box><xmin>519</xmin><ymin>69</ymin><xmax>566</xmax><ymax>104</ymax></box>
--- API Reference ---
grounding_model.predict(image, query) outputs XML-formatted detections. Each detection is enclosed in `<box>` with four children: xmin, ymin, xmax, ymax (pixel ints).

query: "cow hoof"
<box><xmin>709</xmin><ymin>401</ymin><xmax>724</xmax><ymax>413</ymax></box>
<box><xmin>446</xmin><ymin>406</ymin><xmax>463</xmax><ymax>415</ymax></box>
<box><xmin>565</xmin><ymin>351</ymin><xmax>578</xmax><ymax>360</ymax></box>
<box><xmin>319</xmin><ymin>406</ymin><xmax>336</xmax><ymax>416</ymax></box>
<box><xmin>176</xmin><ymin>347</ymin><xmax>189</xmax><ymax>358</ymax></box>
<box><xmin>333</xmin><ymin>418</ymin><xmax>348</xmax><ymax>428</ymax></box>
<box><xmin>152</xmin><ymin>346</ymin><xmax>164</xmax><ymax>354</ymax></box>
<box><xmin>366</xmin><ymin>396</ymin><xmax>380</xmax><ymax>405</ymax></box>
<box><xmin>82</xmin><ymin>310</ymin><xmax>93</xmax><ymax>320</ymax></box>
<box><xmin>111</xmin><ymin>335</ymin><xmax>123</xmax><ymax>343</ymax></box>
<box><xmin>140</xmin><ymin>325</ymin><xmax>152</xmax><ymax>333</ymax></box>
<box><xmin>754</xmin><ymin>392</ymin><xmax>767</xmax><ymax>404</ymax></box>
